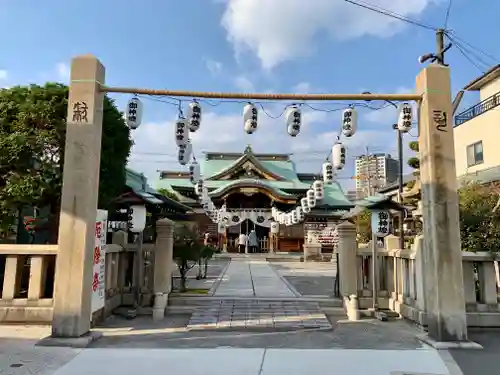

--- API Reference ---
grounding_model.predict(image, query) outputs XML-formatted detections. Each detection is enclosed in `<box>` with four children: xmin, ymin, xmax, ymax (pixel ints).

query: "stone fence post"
<box><xmin>337</xmin><ymin>221</ymin><xmax>360</xmax><ymax>320</ymax></box>
<box><xmin>152</xmin><ymin>218</ymin><xmax>174</xmax><ymax>321</ymax></box>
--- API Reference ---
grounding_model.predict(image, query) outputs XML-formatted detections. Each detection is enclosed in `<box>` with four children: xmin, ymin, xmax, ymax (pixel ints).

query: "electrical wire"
<box><xmin>446</xmin><ymin>34</ymin><xmax>488</xmax><ymax>73</ymax></box>
<box><xmin>448</xmin><ymin>34</ymin><xmax>493</xmax><ymax>70</ymax></box>
<box><xmin>136</xmin><ymin>93</ymin><xmax>395</xmax><ymax>122</ymax></box>
<box><xmin>445</xmin><ymin>31</ymin><xmax>499</xmax><ymax>64</ymax></box>
<box><xmin>343</xmin><ymin>0</ymin><xmax>438</xmax><ymax>31</ymax></box>
<box><xmin>443</xmin><ymin>0</ymin><xmax>453</xmax><ymax>29</ymax></box>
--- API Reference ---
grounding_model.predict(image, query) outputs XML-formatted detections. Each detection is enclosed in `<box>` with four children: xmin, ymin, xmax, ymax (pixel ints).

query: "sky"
<box><xmin>1</xmin><ymin>0</ymin><xmax>498</xmax><ymax>191</ymax></box>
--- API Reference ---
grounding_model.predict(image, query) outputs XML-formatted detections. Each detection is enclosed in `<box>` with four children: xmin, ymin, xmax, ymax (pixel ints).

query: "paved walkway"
<box><xmin>214</xmin><ymin>259</ymin><xmax>295</xmax><ymax>297</ymax></box>
<box><xmin>0</xmin><ymin>345</ymin><xmax>453</xmax><ymax>375</ymax></box>
<box><xmin>187</xmin><ymin>300</ymin><xmax>332</xmax><ymax>330</ymax></box>
<box><xmin>188</xmin><ymin>259</ymin><xmax>331</xmax><ymax>330</ymax></box>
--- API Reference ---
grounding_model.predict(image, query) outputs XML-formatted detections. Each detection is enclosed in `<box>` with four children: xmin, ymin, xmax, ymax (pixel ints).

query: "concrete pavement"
<box><xmin>3</xmin><ymin>259</ymin><xmax>494</xmax><ymax>375</ymax></box>
<box><xmin>188</xmin><ymin>259</ymin><xmax>331</xmax><ymax>330</ymax></box>
<box><xmin>213</xmin><ymin>259</ymin><xmax>295</xmax><ymax>297</ymax></box>
<box><xmin>45</xmin><ymin>348</ymin><xmax>451</xmax><ymax>375</ymax></box>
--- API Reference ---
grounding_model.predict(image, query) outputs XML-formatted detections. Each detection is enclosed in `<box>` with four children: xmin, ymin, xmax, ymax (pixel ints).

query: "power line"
<box><xmin>343</xmin><ymin>0</ymin><xmax>438</xmax><ymax>31</ymax></box>
<box><xmin>443</xmin><ymin>0</ymin><xmax>453</xmax><ymax>29</ymax></box>
<box><xmin>445</xmin><ymin>31</ymin><xmax>499</xmax><ymax>64</ymax></box>
<box><xmin>136</xmin><ymin>93</ymin><xmax>395</xmax><ymax>121</ymax></box>
<box><xmin>445</xmin><ymin>34</ymin><xmax>488</xmax><ymax>73</ymax></box>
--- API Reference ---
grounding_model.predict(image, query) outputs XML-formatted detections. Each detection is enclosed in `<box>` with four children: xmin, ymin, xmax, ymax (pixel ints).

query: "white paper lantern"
<box><xmin>313</xmin><ymin>180</ymin><xmax>324</xmax><ymax>200</ymax></box>
<box><xmin>186</xmin><ymin>101</ymin><xmax>202</xmax><ymax>132</ymax></box>
<box><xmin>307</xmin><ymin>189</ymin><xmax>316</xmax><ymax>208</ymax></box>
<box><xmin>195</xmin><ymin>180</ymin><xmax>204</xmax><ymax>196</ymax></box>
<box><xmin>397</xmin><ymin>103</ymin><xmax>413</xmax><ymax>133</ymax></box>
<box><xmin>178</xmin><ymin>140</ymin><xmax>192</xmax><ymax>166</ymax></box>
<box><xmin>296</xmin><ymin>206</ymin><xmax>305</xmax><ymax>222</ymax></box>
<box><xmin>286</xmin><ymin>106</ymin><xmax>301</xmax><ymax>137</ymax></box>
<box><xmin>243</xmin><ymin>103</ymin><xmax>258</xmax><ymax>134</ymax></box>
<box><xmin>341</xmin><ymin>107</ymin><xmax>357</xmax><ymax>137</ymax></box>
<box><xmin>300</xmin><ymin>197</ymin><xmax>309</xmax><ymax>211</ymax></box>
<box><xmin>126</xmin><ymin>97</ymin><xmax>143</xmax><ymax>130</ymax></box>
<box><xmin>128</xmin><ymin>205</ymin><xmax>146</xmax><ymax>233</ymax></box>
<box><xmin>332</xmin><ymin>142</ymin><xmax>346</xmax><ymax>170</ymax></box>
<box><xmin>189</xmin><ymin>160</ymin><xmax>201</xmax><ymax>184</ymax></box>
<box><xmin>286</xmin><ymin>214</ymin><xmax>292</xmax><ymax>226</ymax></box>
<box><xmin>270</xmin><ymin>221</ymin><xmax>279</xmax><ymax>234</ymax></box>
<box><xmin>175</xmin><ymin>118</ymin><xmax>189</xmax><ymax>146</ymax></box>
<box><xmin>322</xmin><ymin>162</ymin><xmax>333</xmax><ymax>184</ymax></box>
<box><xmin>291</xmin><ymin>210</ymin><xmax>298</xmax><ymax>224</ymax></box>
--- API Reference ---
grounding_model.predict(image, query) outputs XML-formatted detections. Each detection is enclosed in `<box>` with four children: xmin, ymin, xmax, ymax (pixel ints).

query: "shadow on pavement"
<box><xmin>449</xmin><ymin>329</ymin><xmax>500</xmax><ymax>375</ymax></box>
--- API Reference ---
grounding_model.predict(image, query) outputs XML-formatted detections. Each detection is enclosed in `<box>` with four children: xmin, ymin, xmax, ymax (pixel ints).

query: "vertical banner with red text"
<box><xmin>91</xmin><ymin>209</ymin><xmax>108</xmax><ymax>314</ymax></box>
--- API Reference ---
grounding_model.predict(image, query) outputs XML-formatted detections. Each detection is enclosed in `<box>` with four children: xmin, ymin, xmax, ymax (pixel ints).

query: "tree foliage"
<box><xmin>157</xmin><ymin>188</ymin><xmax>179</xmax><ymax>201</ymax></box>
<box><xmin>459</xmin><ymin>182</ymin><xmax>500</xmax><ymax>253</ymax></box>
<box><xmin>0</xmin><ymin>83</ymin><xmax>132</xmax><ymax>240</ymax></box>
<box><xmin>355</xmin><ymin>209</ymin><xmax>372</xmax><ymax>244</ymax></box>
<box><xmin>405</xmin><ymin>141</ymin><xmax>420</xmax><ymax>190</ymax></box>
<box><xmin>173</xmin><ymin>224</ymin><xmax>203</xmax><ymax>292</ymax></box>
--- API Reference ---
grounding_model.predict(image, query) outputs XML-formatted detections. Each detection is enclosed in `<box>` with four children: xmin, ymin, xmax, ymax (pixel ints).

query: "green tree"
<box><xmin>459</xmin><ymin>182</ymin><xmax>500</xmax><ymax>253</ymax></box>
<box><xmin>355</xmin><ymin>209</ymin><xmax>372</xmax><ymax>244</ymax></box>
<box><xmin>173</xmin><ymin>224</ymin><xmax>202</xmax><ymax>292</ymax></box>
<box><xmin>405</xmin><ymin>140</ymin><xmax>420</xmax><ymax>190</ymax></box>
<box><xmin>157</xmin><ymin>188</ymin><xmax>179</xmax><ymax>201</ymax></box>
<box><xmin>0</xmin><ymin>83</ymin><xmax>132</xmax><ymax>242</ymax></box>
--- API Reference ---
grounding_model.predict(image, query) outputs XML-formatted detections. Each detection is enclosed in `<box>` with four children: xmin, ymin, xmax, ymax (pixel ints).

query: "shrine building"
<box><xmin>156</xmin><ymin>146</ymin><xmax>354</xmax><ymax>253</ymax></box>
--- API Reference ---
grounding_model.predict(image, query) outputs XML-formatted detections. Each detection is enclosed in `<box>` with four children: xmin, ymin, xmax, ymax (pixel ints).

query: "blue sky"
<box><xmin>1</xmin><ymin>0</ymin><xmax>498</xmax><ymax>190</ymax></box>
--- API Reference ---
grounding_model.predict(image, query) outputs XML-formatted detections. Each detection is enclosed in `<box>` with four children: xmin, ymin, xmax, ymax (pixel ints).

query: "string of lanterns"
<box><xmin>125</xmin><ymin>96</ymin><xmax>415</xmax><ymax>230</ymax></box>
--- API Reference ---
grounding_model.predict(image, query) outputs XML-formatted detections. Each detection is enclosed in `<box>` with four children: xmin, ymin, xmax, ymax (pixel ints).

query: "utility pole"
<box><xmin>419</xmin><ymin>28</ymin><xmax>451</xmax><ymax>66</ymax></box>
<box><xmin>392</xmin><ymin>124</ymin><xmax>405</xmax><ymax>250</ymax></box>
<box><xmin>435</xmin><ymin>29</ymin><xmax>445</xmax><ymax>66</ymax></box>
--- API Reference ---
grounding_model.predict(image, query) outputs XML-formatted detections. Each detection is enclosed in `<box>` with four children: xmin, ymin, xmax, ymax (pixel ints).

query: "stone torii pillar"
<box><xmin>416</xmin><ymin>64</ymin><xmax>467</xmax><ymax>343</ymax></box>
<box><xmin>50</xmin><ymin>55</ymin><xmax>105</xmax><ymax>341</ymax></box>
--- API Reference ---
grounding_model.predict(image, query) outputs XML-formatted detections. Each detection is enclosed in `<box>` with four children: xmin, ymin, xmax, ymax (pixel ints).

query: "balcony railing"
<box><xmin>455</xmin><ymin>91</ymin><xmax>500</xmax><ymax>127</ymax></box>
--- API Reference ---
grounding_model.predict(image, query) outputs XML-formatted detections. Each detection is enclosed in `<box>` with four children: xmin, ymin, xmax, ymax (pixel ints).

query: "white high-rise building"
<box><xmin>355</xmin><ymin>153</ymin><xmax>399</xmax><ymax>198</ymax></box>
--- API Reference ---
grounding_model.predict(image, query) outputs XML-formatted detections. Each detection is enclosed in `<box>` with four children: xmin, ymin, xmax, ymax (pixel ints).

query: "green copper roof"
<box><xmin>208</xmin><ymin>179</ymin><xmax>296</xmax><ymax>198</ymax></box>
<box><xmin>156</xmin><ymin>177</ymin><xmax>352</xmax><ymax>208</ymax></box>
<box><xmin>200</xmin><ymin>155</ymin><xmax>303</xmax><ymax>182</ymax></box>
<box><xmin>126</xmin><ymin>168</ymin><xmax>191</xmax><ymax>211</ymax></box>
<box><xmin>154</xmin><ymin>146</ymin><xmax>353</xmax><ymax>209</ymax></box>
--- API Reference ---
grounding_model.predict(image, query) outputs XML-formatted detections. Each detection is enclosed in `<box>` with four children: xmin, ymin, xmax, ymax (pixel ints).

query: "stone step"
<box><xmin>167</xmin><ymin>295</ymin><xmax>343</xmax><ymax>314</ymax></box>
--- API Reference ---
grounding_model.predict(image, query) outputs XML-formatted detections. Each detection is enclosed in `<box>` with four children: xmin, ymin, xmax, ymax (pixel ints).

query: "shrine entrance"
<box><xmin>225</xmin><ymin>213</ymin><xmax>272</xmax><ymax>253</ymax></box>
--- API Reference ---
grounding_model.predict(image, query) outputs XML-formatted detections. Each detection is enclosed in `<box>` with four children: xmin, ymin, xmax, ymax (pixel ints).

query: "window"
<box><xmin>467</xmin><ymin>141</ymin><xmax>484</xmax><ymax>167</ymax></box>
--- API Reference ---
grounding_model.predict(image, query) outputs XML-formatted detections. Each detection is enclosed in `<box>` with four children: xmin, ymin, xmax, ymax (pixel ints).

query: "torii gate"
<box><xmin>51</xmin><ymin>54</ymin><xmax>466</xmax><ymax>344</ymax></box>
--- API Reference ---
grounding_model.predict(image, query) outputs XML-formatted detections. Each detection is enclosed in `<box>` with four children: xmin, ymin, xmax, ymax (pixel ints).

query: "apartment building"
<box><xmin>454</xmin><ymin>64</ymin><xmax>500</xmax><ymax>181</ymax></box>
<box><xmin>354</xmin><ymin>153</ymin><xmax>399</xmax><ymax>198</ymax></box>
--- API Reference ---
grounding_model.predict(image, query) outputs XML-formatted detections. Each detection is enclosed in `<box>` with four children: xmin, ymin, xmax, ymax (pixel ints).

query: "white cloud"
<box><xmin>293</xmin><ymin>82</ymin><xmax>314</xmax><ymax>93</ymax></box>
<box><xmin>56</xmin><ymin>62</ymin><xmax>70</xmax><ymax>82</ymax></box>
<box><xmin>233</xmin><ymin>75</ymin><xmax>255</xmax><ymax>91</ymax></box>
<box><xmin>127</xmin><ymin>104</ymin><xmax>395</xmax><ymax>190</ymax></box>
<box><xmin>221</xmin><ymin>0</ymin><xmax>436</xmax><ymax>69</ymax></box>
<box><xmin>0</xmin><ymin>70</ymin><xmax>8</xmax><ymax>89</ymax></box>
<box><xmin>204</xmin><ymin>58</ymin><xmax>223</xmax><ymax>76</ymax></box>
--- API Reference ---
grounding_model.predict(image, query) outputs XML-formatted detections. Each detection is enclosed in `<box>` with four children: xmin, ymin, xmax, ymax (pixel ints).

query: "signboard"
<box><xmin>91</xmin><ymin>209</ymin><xmax>108</xmax><ymax>314</ymax></box>
<box><xmin>371</xmin><ymin>210</ymin><xmax>390</xmax><ymax>237</ymax></box>
<box><xmin>305</xmin><ymin>222</ymin><xmax>338</xmax><ymax>245</ymax></box>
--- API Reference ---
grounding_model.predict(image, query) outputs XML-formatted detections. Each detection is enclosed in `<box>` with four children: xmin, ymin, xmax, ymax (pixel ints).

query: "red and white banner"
<box><xmin>91</xmin><ymin>210</ymin><xmax>108</xmax><ymax>314</ymax></box>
